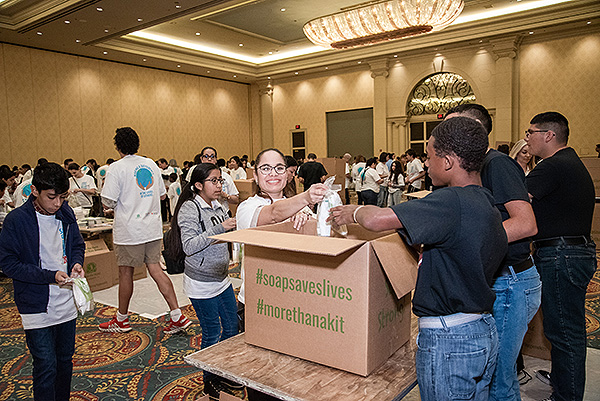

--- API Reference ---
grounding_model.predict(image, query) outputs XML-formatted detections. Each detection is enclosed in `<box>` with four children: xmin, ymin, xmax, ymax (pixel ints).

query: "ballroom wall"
<box><xmin>0</xmin><ymin>43</ymin><xmax>251</xmax><ymax>167</ymax></box>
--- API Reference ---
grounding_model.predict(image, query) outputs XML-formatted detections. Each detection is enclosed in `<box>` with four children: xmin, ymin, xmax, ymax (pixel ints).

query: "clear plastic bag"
<box><xmin>71</xmin><ymin>277</ymin><xmax>94</xmax><ymax>315</ymax></box>
<box><xmin>316</xmin><ymin>176</ymin><xmax>347</xmax><ymax>237</ymax></box>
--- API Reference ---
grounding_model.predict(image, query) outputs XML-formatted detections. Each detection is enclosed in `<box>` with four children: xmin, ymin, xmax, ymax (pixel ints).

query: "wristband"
<box><xmin>353</xmin><ymin>206</ymin><xmax>365</xmax><ymax>223</ymax></box>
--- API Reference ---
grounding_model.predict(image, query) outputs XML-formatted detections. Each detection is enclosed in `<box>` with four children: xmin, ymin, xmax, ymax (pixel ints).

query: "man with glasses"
<box><xmin>186</xmin><ymin>147</ymin><xmax>239</xmax><ymax>213</ymax></box>
<box><xmin>98</xmin><ymin>127</ymin><xmax>191</xmax><ymax>334</ymax></box>
<box><xmin>525</xmin><ymin>112</ymin><xmax>596</xmax><ymax>401</ymax></box>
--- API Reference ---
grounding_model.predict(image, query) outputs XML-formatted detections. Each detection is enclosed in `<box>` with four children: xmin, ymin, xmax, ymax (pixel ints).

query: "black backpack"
<box><xmin>162</xmin><ymin>201</ymin><xmax>204</xmax><ymax>275</ymax></box>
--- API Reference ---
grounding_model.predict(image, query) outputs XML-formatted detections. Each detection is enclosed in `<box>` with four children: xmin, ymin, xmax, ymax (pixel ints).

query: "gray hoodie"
<box><xmin>177</xmin><ymin>196</ymin><xmax>229</xmax><ymax>282</ymax></box>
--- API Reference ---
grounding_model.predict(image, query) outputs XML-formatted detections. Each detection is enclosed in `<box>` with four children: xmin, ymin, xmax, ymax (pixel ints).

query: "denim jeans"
<box><xmin>24</xmin><ymin>318</ymin><xmax>77</xmax><ymax>401</ymax></box>
<box><xmin>490</xmin><ymin>265</ymin><xmax>542</xmax><ymax>401</ymax></box>
<box><xmin>361</xmin><ymin>189</ymin><xmax>377</xmax><ymax>205</ymax></box>
<box><xmin>190</xmin><ymin>284</ymin><xmax>238</xmax><ymax>382</ymax></box>
<box><xmin>388</xmin><ymin>190</ymin><xmax>403</xmax><ymax>207</ymax></box>
<box><xmin>377</xmin><ymin>186</ymin><xmax>388</xmax><ymax>207</ymax></box>
<box><xmin>533</xmin><ymin>243</ymin><xmax>597</xmax><ymax>401</ymax></box>
<box><xmin>416</xmin><ymin>314</ymin><xmax>498</xmax><ymax>401</ymax></box>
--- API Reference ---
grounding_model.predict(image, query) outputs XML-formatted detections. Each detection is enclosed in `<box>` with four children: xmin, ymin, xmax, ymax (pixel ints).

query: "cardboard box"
<box><xmin>84</xmin><ymin>239</ymin><xmax>115</xmax><ymax>292</ymax></box>
<box><xmin>582</xmin><ymin>158</ymin><xmax>600</xmax><ymax>195</ymax></box>
<box><xmin>316</xmin><ymin>157</ymin><xmax>347</xmax><ymax>193</ymax></box>
<box><xmin>522</xmin><ymin>309</ymin><xmax>552</xmax><ymax>360</ymax></box>
<box><xmin>232</xmin><ymin>179</ymin><xmax>258</xmax><ymax>216</ymax></box>
<box><xmin>213</xmin><ymin>220</ymin><xmax>418</xmax><ymax>376</ymax></box>
<box><xmin>219</xmin><ymin>392</ymin><xmax>243</xmax><ymax>401</ymax></box>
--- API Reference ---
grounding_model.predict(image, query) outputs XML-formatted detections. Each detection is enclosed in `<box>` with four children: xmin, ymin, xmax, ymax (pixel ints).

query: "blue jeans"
<box><xmin>490</xmin><ymin>265</ymin><xmax>542</xmax><ymax>401</ymax></box>
<box><xmin>416</xmin><ymin>314</ymin><xmax>498</xmax><ymax>401</ymax></box>
<box><xmin>361</xmin><ymin>189</ymin><xmax>377</xmax><ymax>205</ymax></box>
<box><xmin>377</xmin><ymin>186</ymin><xmax>388</xmax><ymax>207</ymax></box>
<box><xmin>24</xmin><ymin>319</ymin><xmax>77</xmax><ymax>401</ymax></box>
<box><xmin>190</xmin><ymin>284</ymin><xmax>238</xmax><ymax>383</ymax></box>
<box><xmin>533</xmin><ymin>243</ymin><xmax>597</xmax><ymax>401</ymax></box>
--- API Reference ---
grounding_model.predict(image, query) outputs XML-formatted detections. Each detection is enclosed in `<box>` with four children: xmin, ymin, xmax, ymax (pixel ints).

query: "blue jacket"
<box><xmin>0</xmin><ymin>197</ymin><xmax>85</xmax><ymax>314</ymax></box>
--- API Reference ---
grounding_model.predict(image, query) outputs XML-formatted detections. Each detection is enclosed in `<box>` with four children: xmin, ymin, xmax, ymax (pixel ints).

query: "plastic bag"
<box><xmin>71</xmin><ymin>277</ymin><xmax>94</xmax><ymax>315</ymax></box>
<box><xmin>316</xmin><ymin>176</ymin><xmax>347</xmax><ymax>237</ymax></box>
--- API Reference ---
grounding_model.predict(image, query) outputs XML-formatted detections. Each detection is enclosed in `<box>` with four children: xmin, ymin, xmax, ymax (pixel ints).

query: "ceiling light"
<box><xmin>104</xmin><ymin>29</ymin><xmax>109</xmax><ymax>33</ymax></box>
<box><xmin>177</xmin><ymin>65</ymin><xmax>181</xmax><ymax>67</ymax></box>
<box><xmin>96</xmin><ymin>7</ymin><xmax>103</xmax><ymax>12</ymax></box>
<box><xmin>325</xmin><ymin>66</ymin><xmax>329</xmax><ymax>69</ymax></box>
<box><xmin>75</xmin><ymin>39</ymin><xmax>80</xmax><ymax>43</ymax></box>
<box><xmin>529</xmin><ymin>31</ymin><xmax>534</xmax><ymax>34</ymax></box>
<box><xmin>587</xmin><ymin>21</ymin><xmax>591</xmax><ymax>25</ymax></box>
<box><xmin>267</xmin><ymin>76</ymin><xmax>271</xmax><ymax>79</ymax></box>
<box><xmin>175</xmin><ymin>2</ymin><xmax>181</xmax><ymax>9</ymax></box>
<box><xmin>65</xmin><ymin>20</ymin><xmax>70</xmax><ymax>24</ymax></box>
<box><xmin>393</xmin><ymin>54</ymin><xmax>398</xmax><ymax>57</ymax></box>
<box><xmin>281</xmin><ymin>8</ymin><xmax>286</xmax><ymax>12</ymax></box>
<box><xmin>239</xmin><ymin>43</ymin><xmax>243</xmax><ymax>47</ymax></box>
<box><xmin>138</xmin><ymin>18</ymin><xmax>143</xmax><ymax>22</ymax></box>
<box><xmin>103</xmin><ymin>51</ymin><xmax>108</xmax><ymax>54</ymax></box>
<box><xmin>196</xmin><ymin>32</ymin><xmax>201</xmax><ymax>35</ymax></box>
<box><xmin>233</xmin><ymin>75</ymin><xmax>237</xmax><ymax>78</ymax></box>
<box><xmin>207</xmin><ymin>70</ymin><xmax>210</xmax><ymax>73</ymax></box>
<box><xmin>37</xmin><ymin>31</ymin><xmax>42</xmax><ymax>35</ymax></box>
<box><xmin>358</xmin><ymin>61</ymin><xmax>362</xmax><ymax>64</ymax></box>
<box><xmin>268</xmin><ymin>51</ymin><xmax>273</xmax><ymax>54</ymax></box>
<box><xmin>295</xmin><ymin>72</ymin><xmax>299</xmax><ymax>75</ymax></box>
<box><xmin>143</xmin><ymin>58</ymin><xmax>147</xmax><ymax>61</ymax></box>
<box><xmin>303</xmin><ymin>0</ymin><xmax>464</xmax><ymax>49</ymax></box>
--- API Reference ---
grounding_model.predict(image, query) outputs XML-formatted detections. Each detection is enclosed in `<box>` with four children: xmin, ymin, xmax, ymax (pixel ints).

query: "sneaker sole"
<box><xmin>98</xmin><ymin>326</ymin><xmax>132</xmax><ymax>333</ymax></box>
<box><xmin>536</xmin><ymin>371</ymin><xmax>552</xmax><ymax>386</ymax></box>
<box><xmin>163</xmin><ymin>319</ymin><xmax>192</xmax><ymax>334</ymax></box>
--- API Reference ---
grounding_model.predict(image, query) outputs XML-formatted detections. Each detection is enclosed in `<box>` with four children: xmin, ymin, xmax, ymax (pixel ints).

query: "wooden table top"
<box><xmin>184</xmin><ymin>315</ymin><xmax>418</xmax><ymax>401</ymax></box>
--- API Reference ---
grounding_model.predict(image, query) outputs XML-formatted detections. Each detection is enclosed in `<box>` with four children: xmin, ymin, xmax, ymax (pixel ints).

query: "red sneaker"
<box><xmin>164</xmin><ymin>315</ymin><xmax>191</xmax><ymax>334</ymax></box>
<box><xmin>98</xmin><ymin>316</ymin><xmax>132</xmax><ymax>333</ymax></box>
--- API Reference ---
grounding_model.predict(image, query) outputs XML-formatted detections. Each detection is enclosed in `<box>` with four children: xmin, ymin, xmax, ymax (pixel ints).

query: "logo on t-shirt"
<box><xmin>135</xmin><ymin>166</ymin><xmax>154</xmax><ymax>190</ymax></box>
<box><xmin>176</xmin><ymin>187</ymin><xmax>181</xmax><ymax>196</ymax></box>
<box><xmin>99</xmin><ymin>169</ymin><xmax>106</xmax><ymax>177</ymax></box>
<box><xmin>22</xmin><ymin>183</ymin><xmax>32</xmax><ymax>199</ymax></box>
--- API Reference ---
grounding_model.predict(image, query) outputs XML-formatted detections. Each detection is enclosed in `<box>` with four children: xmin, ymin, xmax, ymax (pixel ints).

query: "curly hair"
<box><xmin>430</xmin><ymin>116</ymin><xmax>488</xmax><ymax>173</ymax></box>
<box><xmin>114</xmin><ymin>127</ymin><xmax>140</xmax><ymax>155</ymax></box>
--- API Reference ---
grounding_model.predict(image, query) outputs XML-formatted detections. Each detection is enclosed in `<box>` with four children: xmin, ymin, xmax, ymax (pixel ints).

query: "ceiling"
<box><xmin>0</xmin><ymin>0</ymin><xmax>598</xmax><ymax>83</ymax></box>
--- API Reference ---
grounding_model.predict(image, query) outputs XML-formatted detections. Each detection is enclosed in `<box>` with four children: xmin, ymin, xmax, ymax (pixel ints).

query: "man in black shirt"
<box><xmin>330</xmin><ymin>117</ymin><xmax>507</xmax><ymax>401</ymax></box>
<box><xmin>526</xmin><ymin>112</ymin><xmax>596</xmax><ymax>401</ymax></box>
<box><xmin>446</xmin><ymin>104</ymin><xmax>540</xmax><ymax>400</ymax></box>
<box><xmin>297</xmin><ymin>153</ymin><xmax>327</xmax><ymax>191</ymax></box>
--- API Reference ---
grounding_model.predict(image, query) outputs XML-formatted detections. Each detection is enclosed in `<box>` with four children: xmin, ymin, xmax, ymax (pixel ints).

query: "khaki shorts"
<box><xmin>114</xmin><ymin>239</ymin><xmax>161</xmax><ymax>267</ymax></box>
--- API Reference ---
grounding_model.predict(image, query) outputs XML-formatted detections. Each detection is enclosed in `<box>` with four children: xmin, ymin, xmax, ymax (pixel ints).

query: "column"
<box><xmin>490</xmin><ymin>36</ymin><xmax>520</xmax><ymax>145</ymax></box>
<box><xmin>369</xmin><ymin>59</ymin><xmax>389</xmax><ymax>154</ymax></box>
<box><xmin>258</xmin><ymin>80</ymin><xmax>274</xmax><ymax>150</ymax></box>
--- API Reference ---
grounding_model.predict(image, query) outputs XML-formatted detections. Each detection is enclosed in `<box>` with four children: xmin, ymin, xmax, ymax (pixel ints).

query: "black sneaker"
<box><xmin>202</xmin><ymin>378</ymin><xmax>236</xmax><ymax>401</ymax></box>
<box><xmin>517</xmin><ymin>369</ymin><xmax>532</xmax><ymax>385</ymax></box>
<box><xmin>536</xmin><ymin>369</ymin><xmax>552</xmax><ymax>386</ymax></box>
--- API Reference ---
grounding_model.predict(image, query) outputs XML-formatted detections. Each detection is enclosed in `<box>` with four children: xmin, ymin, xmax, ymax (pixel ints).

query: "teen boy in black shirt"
<box><xmin>330</xmin><ymin>117</ymin><xmax>507</xmax><ymax>401</ymax></box>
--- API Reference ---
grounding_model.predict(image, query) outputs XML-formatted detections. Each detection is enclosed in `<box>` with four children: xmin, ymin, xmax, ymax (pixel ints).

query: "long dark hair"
<box><xmin>171</xmin><ymin>163</ymin><xmax>219</xmax><ymax>229</ymax></box>
<box><xmin>389</xmin><ymin>160</ymin><xmax>404</xmax><ymax>185</ymax></box>
<box><xmin>253</xmin><ymin>148</ymin><xmax>285</xmax><ymax>203</ymax></box>
<box><xmin>283</xmin><ymin>155</ymin><xmax>298</xmax><ymax>198</ymax></box>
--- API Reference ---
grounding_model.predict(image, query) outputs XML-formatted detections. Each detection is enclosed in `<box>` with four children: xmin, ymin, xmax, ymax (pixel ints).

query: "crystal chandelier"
<box><xmin>303</xmin><ymin>0</ymin><xmax>464</xmax><ymax>49</ymax></box>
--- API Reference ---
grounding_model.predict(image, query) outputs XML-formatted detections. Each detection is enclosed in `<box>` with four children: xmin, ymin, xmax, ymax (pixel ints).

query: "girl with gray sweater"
<box><xmin>171</xmin><ymin>163</ymin><xmax>239</xmax><ymax>400</ymax></box>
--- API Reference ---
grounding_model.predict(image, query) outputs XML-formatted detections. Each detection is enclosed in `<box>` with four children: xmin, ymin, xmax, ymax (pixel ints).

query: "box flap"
<box><xmin>371</xmin><ymin>233</ymin><xmax>419</xmax><ymax>299</ymax></box>
<box><xmin>84</xmin><ymin>239</ymin><xmax>109</xmax><ymax>255</ymax></box>
<box><xmin>211</xmin><ymin>229</ymin><xmax>365</xmax><ymax>256</ymax></box>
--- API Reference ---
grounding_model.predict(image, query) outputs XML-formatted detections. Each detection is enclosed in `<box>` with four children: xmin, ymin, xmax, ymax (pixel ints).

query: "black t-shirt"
<box><xmin>298</xmin><ymin>161</ymin><xmax>327</xmax><ymax>190</ymax></box>
<box><xmin>526</xmin><ymin>147</ymin><xmax>595</xmax><ymax>240</ymax></box>
<box><xmin>481</xmin><ymin>149</ymin><xmax>531</xmax><ymax>267</ymax></box>
<box><xmin>392</xmin><ymin>186</ymin><xmax>507</xmax><ymax>317</ymax></box>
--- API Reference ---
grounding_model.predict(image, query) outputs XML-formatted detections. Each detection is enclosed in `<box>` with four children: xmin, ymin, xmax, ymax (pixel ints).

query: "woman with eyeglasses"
<box><xmin>171</xmin><ymin>163</ymin><xmax>240</xmax><ymax>399</ymax></box>
<box><xmin>235</xmin><ymin>148</ymin><xmax>327</xmax><ymax>400</ymax></box>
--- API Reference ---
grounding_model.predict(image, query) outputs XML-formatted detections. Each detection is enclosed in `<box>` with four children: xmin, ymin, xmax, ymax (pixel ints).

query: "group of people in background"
<box><xmin>0</xmin><ymin>105</ymin><xmax>596</xmax><ymax>401</ymax></box>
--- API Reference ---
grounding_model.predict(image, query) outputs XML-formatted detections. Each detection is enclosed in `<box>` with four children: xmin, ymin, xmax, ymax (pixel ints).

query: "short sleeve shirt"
<box><xmin>101</xmin><ymin>155</ymin><xmax>167</xmax><ymax>245</ymax></box>
<box><xmin>480</xmin><ymin>149</ymin><xmax>531</xmax><ymax>266</ymax></box>
<box><xmin>69</xmin><ymin>174</ymin><xmax>97</xmax><ymax>208</ymax></box>
<box><xmin>391</xmin><ymin>186</ymin><xmax>507</xmax><ymax>317</ymax></box>
<box><xmin>406</xmin><ymin>159</ymin><xmax>424</xmax><ymax>189</ymax></box>
<box><xmin>298</xmin><ymin>161</ymin><xmax>327</xmax><ymax>190</ymax></box>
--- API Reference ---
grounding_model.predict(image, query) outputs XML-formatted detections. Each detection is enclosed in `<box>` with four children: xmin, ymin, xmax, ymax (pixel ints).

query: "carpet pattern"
<box><xmin>0</xmin><ymin>275</ymin><xmax>245</xmax><ymax>401</ymax></box>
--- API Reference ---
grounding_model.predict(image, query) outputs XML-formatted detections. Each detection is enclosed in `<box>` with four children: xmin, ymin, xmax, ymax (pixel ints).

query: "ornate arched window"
<box><xmin>407</xmin><ymin>72</ymin><xmax>475</xmax><ymax>116</ymax></box>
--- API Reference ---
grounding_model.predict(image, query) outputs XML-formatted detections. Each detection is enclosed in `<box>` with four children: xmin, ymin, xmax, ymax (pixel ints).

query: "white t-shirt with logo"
<box><xmin>20</xmin><ymin>213</ymin><xmax>77</xmax><ymax>330</ymax></box>
<box><xmin>376</xmin><ymin>162</ymin><xmax>389</xmax><ymax>187</ymax></box>
<box><xmin>96</xmin><ymin>165</ymin><xmax>110</xmax><ymax>192</ymax></box>
<box><xmin>167</xmin><ymin>181</ymin><xmax>182</xmax><ymax>215</ymax></box>
<box><xmin>352</xmin><ymin>162</ymin><xmax>366</xmax><ymax>192</ymax></box>
<box><xmin>69</xmin><ymin>174</ymin><xmax>97</xmax><ymax>208</ymax></box>
<box><xmin>14</xmin><ymin>178</ymin><xmax>33</xmax><ymax>208</ymax></box>
<box><xmin>407</xmin><ymin>159</ymin><xmax>424</xmax><ymax>189</ymax></box>
<box><xmin>101</xmin><ymin>154</ymin><xmax>166</xmax><ymax>245</ymax></box>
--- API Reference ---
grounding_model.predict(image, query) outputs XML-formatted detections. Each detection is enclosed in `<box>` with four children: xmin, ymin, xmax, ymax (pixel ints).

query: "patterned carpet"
<box><xmin>0</xmin><ymin>258</ymin><xmax>598</xmax><ymax>400</ymax></box>
<box><xmin>0</xmin><ymin>272</ymin><xmax>245</xmax><ymax>401</ymax></box>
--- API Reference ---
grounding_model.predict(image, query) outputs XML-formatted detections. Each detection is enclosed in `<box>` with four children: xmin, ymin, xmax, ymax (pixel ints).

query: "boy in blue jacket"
<box><xmin>0</xmin><ymin>162</ymin><xmax>85</xmax><ymax>401</ymax></box>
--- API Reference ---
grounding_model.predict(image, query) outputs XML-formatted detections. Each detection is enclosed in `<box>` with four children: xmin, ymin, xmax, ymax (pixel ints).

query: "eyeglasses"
<box><xmin>201</xmin><ymin>154</ymin><xmax>216</xmax><ymax>160</ymax></box>
<box><xmin>205</xmin><ymin>178</ymin><xmax>224</xmax><ymax>185</ymax></box>
<box><xmin>257</xmin><ymin>164</ymin><xmax>286</xmax><ymax>175</ymax></box>
<box><xmin>525</xmin><ymin>129</ymin><xmax>549</xmax><ymax>138</ymax></box>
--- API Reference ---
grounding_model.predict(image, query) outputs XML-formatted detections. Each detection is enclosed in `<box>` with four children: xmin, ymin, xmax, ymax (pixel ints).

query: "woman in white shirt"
<box><xmin>359</xmin><ymin>157</ymin><xmax>383</xmax><ymax>206</ymax></box>
<box><xmin>228</xmin><ymin>156</ymin><xmax>247</xmax><ymax>180</ymax></box>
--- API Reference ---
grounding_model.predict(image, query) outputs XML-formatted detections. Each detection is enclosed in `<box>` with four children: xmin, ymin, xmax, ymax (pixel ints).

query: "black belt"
<box><xmin>497</xmin><ymin>256</ymin><xmax>534</xmax><ymax>276</ymax></box>
<box><xmin>532</xmin><ymin>236</ymin><xmax>591</xmax><ymax>249</ymax></box>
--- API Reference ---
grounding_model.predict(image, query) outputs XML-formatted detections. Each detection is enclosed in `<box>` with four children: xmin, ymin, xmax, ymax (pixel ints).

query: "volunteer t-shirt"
<box><xmin>21</xmin><ymin>213</ymin><xmax>77</xmax><ymax>330</ymax></box>
<box><xmin>101</xmin><ymin>154</ymin><xmax>166</xmax><ymax>245</ymax></box>
<box><xmin>391</xmin><ymin>186</ymin><xmax>507</xmax><ymax>317</ymax></box>
<box><xmin>360</xmin><ymin>167</ymin><xmax>381</xmax><ymax>193</ymax></box>
<box><xmin>161</xmin><ymin>165</ymin><xmax>175</xmax><ymax>188</ymax></box>
<box><xmin>352</xmin><ymin>162</ymin><xmax>366</xmax><ymax>192</ymax></box>
<box><xmin>229</xmin><ymin>167</ymin><xmax>247</xmax><ymax>180</ymax></box>
<box><xmin>407</xmin><ymin>159</ymin><xmax>424</xmax><ymax>189</ymax></box>
<box><xmin>69</xmin><ymin>174</ymin><xmax>97</xmax><ymax>208</ymax></box>
<box><xmin>376</xmin><ymin>162</ymin><xmax>389</xmax><ymax>187</ymax></box>
<box><xmin>167</xmin><ymin>181</ymin><xmax>182</xmax><ymax>215</ymax></box>
<box><xmin>236</xmin><ymin>194</ymin><xmax>284</xmax><ymax>304</ymax></box>
<box><xmin>96</xmin><ymin>165</ymin><xmax>109</xmax><ymax>192</ymax></box>
<box><xmin>14</xmin><ymin>178</ymin><xmax>33</xmax><ymax>208</ymax></box>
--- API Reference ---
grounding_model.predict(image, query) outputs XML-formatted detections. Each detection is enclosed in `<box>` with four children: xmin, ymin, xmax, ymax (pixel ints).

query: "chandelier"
<box><xmin>303</xmin><ymin>0</ymin><xmax>464</xmax><ymax>49</ymax></box>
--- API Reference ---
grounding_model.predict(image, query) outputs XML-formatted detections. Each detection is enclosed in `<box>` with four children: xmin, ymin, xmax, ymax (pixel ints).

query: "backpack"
<box><xmin>162</xmin><ymin>201</ymin><xmax>203</xmax><ymax>275</ymax></box>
